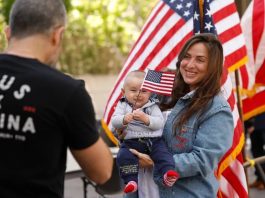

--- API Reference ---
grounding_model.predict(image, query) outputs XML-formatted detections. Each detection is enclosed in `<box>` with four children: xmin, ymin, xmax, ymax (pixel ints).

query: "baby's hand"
<box><xmin>133</xmin><ymin>109</ymin><xmax>150</xmax><ymax>125</ymax></box>
<box><xmin>123</xmin><ymin>113</ymin><xmax>133</xmax><ymax>125</ymax></box>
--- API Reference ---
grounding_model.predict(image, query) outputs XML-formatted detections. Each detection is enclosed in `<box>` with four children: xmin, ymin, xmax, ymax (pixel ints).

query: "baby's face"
<box><xmin>123</xmin><ymin>76</ymin><xmax>151</xmax><ymax>109</ymax></box>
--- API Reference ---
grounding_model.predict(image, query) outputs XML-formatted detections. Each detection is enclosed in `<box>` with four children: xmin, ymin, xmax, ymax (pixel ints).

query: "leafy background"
<box><xmin>0</xmin><ymin>0</ymin><xmax>156</xmax><ymax>74</ymax></box>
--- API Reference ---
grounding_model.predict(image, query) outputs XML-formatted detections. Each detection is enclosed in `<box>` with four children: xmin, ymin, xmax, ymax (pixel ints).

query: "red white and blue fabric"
<box><xmin>240</xmin><ymin>0</ymin><xmax>265</xmax><ymax>120</ymax></box>
<box><xmin>141</xmin><ymin>70</ymin><xmax>175</xmax><ymax>96</ymax></box>
<box><xmin>103</xmin><ymin>1</ymin><xmax>248</xmax><ymax>197</ymax></box>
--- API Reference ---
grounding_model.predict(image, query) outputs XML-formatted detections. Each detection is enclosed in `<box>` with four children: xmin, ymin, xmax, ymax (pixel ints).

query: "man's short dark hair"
<box><xmin>9</xmin><ymin>0</ymin><xmax>66</xmax><ymax>38</ymax></box>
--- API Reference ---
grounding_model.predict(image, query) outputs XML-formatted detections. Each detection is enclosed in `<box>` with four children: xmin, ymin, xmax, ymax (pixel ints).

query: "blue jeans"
<box><xmin>117</xmin><ymin>137</ymin><xmax>175</xmax><ymax>184</ymax></box>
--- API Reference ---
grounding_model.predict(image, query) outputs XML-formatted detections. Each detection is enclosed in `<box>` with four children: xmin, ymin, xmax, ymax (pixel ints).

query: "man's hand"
<box><xmin>129</xmin><ymin>149</ymin><xmax>154</xmax><ymax>168</ymax></box>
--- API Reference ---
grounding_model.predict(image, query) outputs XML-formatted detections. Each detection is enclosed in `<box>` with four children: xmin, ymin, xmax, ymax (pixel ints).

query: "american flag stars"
<box><xmin>167</xmin><ymin>0</ymin><xmax>194</xmax><ymax>21</ymax></box>
<box><xmin>176</xmin><ymin>4</ymin><xmax>183</xmax><ymax>10</ymax></box>
<box><xmin>193</xmin><ymin>0</ymin><xmax>216</xmax><ymax>34</ymax></box>
<box><xmin>186</xmin><ymin>2</ymin><xmax>193</xmax><ymax>8</ymax></box>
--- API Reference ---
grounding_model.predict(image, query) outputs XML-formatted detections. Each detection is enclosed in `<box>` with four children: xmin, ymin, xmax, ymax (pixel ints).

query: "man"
<box><xmin>0</xmin><ymin>0</ymin><xmax>113</xmax><ymax>197</ymax></box>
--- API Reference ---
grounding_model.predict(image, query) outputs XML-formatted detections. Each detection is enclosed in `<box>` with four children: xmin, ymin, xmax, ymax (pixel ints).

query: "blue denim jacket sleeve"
<box><xmin>174</xmin><ymin>104</ymin><xmax>234</xmax><ymax>178</ymax></box>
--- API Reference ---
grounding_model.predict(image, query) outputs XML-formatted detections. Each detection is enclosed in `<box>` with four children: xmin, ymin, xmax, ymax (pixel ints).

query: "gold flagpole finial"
<box><xmin>198</xmin><ymin>0</ymin><xmax>204</xmax><ymax>32</ymax></box>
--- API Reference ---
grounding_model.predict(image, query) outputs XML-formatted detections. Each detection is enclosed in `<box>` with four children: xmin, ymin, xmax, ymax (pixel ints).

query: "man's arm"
<box><xmin>70</xmin><ymin>137</ymin><xmax>113</xmax><ymax>184</ymax></box>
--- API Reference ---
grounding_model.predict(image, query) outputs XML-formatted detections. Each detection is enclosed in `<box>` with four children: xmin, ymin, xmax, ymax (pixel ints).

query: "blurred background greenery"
<box><xmin>0</xmin><ymin>0</ymin><xmax>250</xmax><ymax>75</ymax></box>
<box><xmin>0</xmin><ymin>0</ymin><xmax>156</xmax><ymax>75</ymax></box>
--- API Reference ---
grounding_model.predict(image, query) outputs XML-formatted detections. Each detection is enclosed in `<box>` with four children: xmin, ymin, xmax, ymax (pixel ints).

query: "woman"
<box><xmin>131</xmin><ymin>33</ymin><xmax>234</xmax><ymax>198</ymax></box>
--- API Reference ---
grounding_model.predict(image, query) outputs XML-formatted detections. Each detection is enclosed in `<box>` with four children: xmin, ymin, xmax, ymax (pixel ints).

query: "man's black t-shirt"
<box><xmin>0</xmin><ymin>54</ymin><xmax>99</xmax><ymax>198</ymax></box>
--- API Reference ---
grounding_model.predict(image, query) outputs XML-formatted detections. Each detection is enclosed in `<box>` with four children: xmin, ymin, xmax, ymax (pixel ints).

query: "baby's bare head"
<box><xmin>123</xmin><ymin>70</ymin><xmax>145</xmax><ymax>88</ymax></box>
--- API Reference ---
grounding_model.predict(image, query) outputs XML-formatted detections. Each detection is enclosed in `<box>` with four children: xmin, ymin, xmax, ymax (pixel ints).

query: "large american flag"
<box><xmin>102</xmin><ymin>0</ymin><xmax>248</xmax><ymax>197</ymax></box>
<box><xmin>141</xmin><ymin>70</ymin><xmax>175</xmax><ymax>96</ymax></box>
<box><xmin>240</xmin><ymin>0</ymin><xmax>265</xmax><ymax>120</ymax></box>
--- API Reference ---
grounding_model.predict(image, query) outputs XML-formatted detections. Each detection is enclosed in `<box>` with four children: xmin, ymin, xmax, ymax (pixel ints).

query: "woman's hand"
<box><xmin>129</xmin><ymin>149</ymin><xmax>154</xmax><ymax>168</ymax></box>
<box><xmin>115</xmin><ymin>128</ymin><xmax>127</xmax><ymax>140</ymax></box>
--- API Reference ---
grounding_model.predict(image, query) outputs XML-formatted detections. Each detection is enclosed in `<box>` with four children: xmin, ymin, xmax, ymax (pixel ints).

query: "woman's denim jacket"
<box><xmin>158</xmin><ymin>91</ymin><xmax>234</xmax><ymax>198</ymax></box>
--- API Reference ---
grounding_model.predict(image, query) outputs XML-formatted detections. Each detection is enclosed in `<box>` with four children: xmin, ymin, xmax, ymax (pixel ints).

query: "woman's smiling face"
<box><xmin>179</xmin><ymin>42</ymin><xmax>208</xmax><ymax>91</ymax></box>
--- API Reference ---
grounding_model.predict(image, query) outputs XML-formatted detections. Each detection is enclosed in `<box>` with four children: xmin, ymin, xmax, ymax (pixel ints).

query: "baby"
<box><xmin>111</xmin><ymin>70</ymin><xmax>178</xmax><ymax>194</ymax></box>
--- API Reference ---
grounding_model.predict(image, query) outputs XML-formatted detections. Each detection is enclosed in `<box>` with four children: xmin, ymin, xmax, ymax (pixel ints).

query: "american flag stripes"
<box><xmin>141</xmin><ymin>70</ymin><xmax>175</xmax><ymax>96</ymax></box>
<box><xmin>102</xmin><ymin>1</ymin><xmax>248</xmax><ymax>197</ymax></box>
<box><xmin>240</xmin><ymin>0</ymin><xmax>265</xmax><ymax>120</ymax></box>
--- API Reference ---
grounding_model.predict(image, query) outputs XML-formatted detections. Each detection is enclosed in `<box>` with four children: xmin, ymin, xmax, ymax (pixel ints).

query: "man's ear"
<box><xmin>51</xmin><ymin>26</ymin><xmax>65</xmax><ymax>46</ymax></box>
<box><xmin>4</xmin><ymin>26</ymin><xmax>11</xmax><ymax>41</ymax></box>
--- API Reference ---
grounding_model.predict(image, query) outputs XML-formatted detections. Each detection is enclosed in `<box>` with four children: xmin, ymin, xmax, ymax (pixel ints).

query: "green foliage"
<box><xmin>1</xmin><ymin>0</ymin><xmax>14</xmax><ymax>24</ymax></box>
<box><xmin>60</xmin><ymin>0</ymin><xmax>156</xmax><ymax>74</ymax></box>
<box><xmin>0</xmin><ymin>0</ymin><xmax>156</xmax><ymax>74</ymax></box>
<box><xmin>0</xmin><ymin>0</ymin><xmax>72</xmax><ymax>51</ymax></box>
<box><xmin>0</xmin><ymin>0</ymin><xmax>7</xmax><ymax>50</ymax></box>
<box><xmin>1</xmin><ymin>0</ymin><xmax>72</xmax><ymax>23</ymax></box>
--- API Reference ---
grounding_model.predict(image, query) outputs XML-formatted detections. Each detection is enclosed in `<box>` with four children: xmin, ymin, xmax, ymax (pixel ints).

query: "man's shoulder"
<box><xmin>43</xmin><ymin>68</ymin><xmax>82</xmax><ymax>87</ymax></box>
<box><xmin>26</xmin><ymin>57</ymin><xmax>83</xmax><ymax>89</ymax></box>
<box><xmin>42</xmin><ymin>68</ymin><xmax>85</xmax><ymax>96</ymax></box>
<box><xmin>0</xmin><ymin>54</ymin><xmax>84</xmax><ymax>92</ymax></box>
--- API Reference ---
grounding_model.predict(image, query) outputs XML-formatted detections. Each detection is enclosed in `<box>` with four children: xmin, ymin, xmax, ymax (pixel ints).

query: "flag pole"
<box><xmin>132</xmin><ymin>90</ymin><xmax>142</xmax><ymax>111</ymax></box>
<box><xmin>234</xmin><ymin>45</ymin><xmax>251</xmax><ymax>197</ymax></box>
<box><xmin>234</xmin><ymin>0</ymin><xmax>251</xmax><ymax>191</ymax></box>
<box><xmin>235</xmin><ymin>71</ymin><xmax>244</xmax><ymax>121</ymax></box>
<box><xmin>198</xmin><ymin>0</ymin><xmax>204</xmax><ymax>31</ymax></box>
<box><xmin>132</xmin><ymin>70</ymin><xmax>149</xmax><ymax>111</ymax></box>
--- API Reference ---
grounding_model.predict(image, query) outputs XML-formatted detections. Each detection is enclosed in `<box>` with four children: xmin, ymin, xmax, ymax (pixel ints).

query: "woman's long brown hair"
<box><xmin>160</xmin><ymin>33</ymin><xmax>224</xmax><ymax>131</ymax></box>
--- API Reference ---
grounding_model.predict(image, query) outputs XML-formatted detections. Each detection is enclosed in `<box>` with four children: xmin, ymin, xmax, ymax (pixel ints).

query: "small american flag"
<box><xmin>141</xmin><ymin>70</ymin><xmax>175</xmax><ymax>96</ymax></box>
